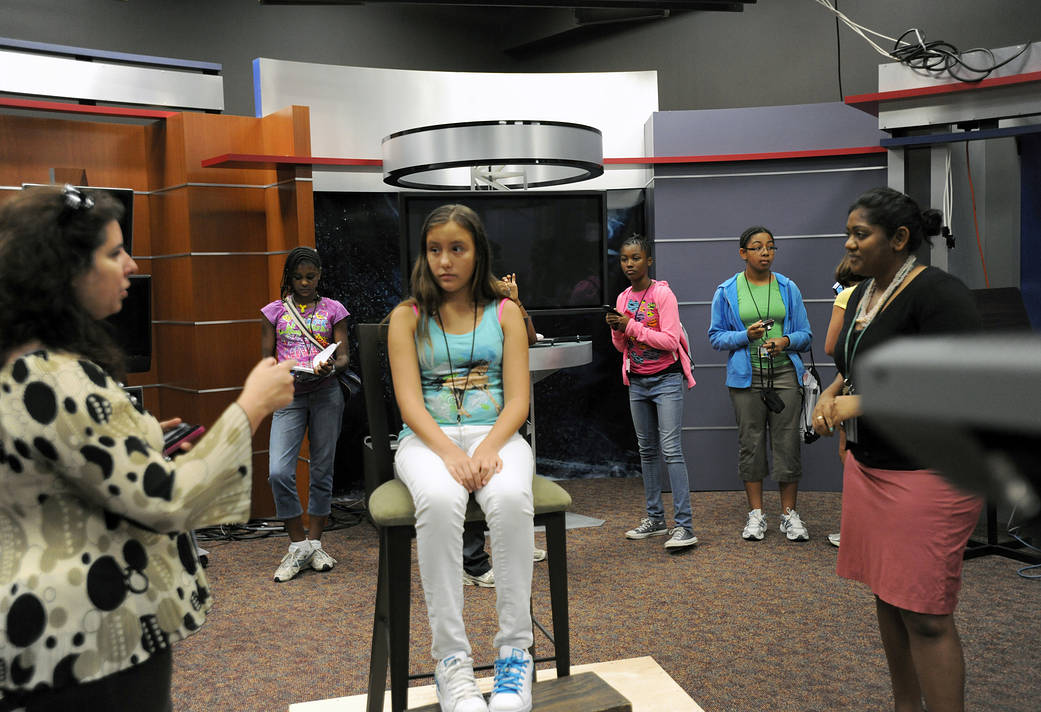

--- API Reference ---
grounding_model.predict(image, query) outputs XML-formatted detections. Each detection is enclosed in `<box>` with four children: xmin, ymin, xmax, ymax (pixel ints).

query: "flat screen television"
<box><xmin>105</xmin><ymin>274</ymin><xmax>152</xmax><ymax>374</ymax></box>
<box><xmin>22</xmin><ymin>184</ymin><xmax>135</xmax><ymax>255</ymax></box>
<box><xmin>399</xmin><ymin>191</ymin><xmax>606</xmax><ymax>310</ymax></box>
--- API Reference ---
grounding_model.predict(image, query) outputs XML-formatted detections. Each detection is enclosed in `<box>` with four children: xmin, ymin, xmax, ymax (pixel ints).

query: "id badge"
<box><xmin>759</xmin><ymin>345</ymin><xmax>772</xmax><ymax>359</ymax></box>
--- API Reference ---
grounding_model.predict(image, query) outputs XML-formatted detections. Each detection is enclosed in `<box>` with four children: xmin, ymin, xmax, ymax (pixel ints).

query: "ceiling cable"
<box><xmin>810</xmin><ymin>0</ymin><xmax>1031</xmax><ymax>82</ymax></box>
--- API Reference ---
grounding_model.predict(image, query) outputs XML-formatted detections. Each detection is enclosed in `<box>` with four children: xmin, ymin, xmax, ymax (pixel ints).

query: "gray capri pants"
<box><xmin>728</xmin><ymin>360</ymin><xmax>803</xmax><ymax>483</ymax></box>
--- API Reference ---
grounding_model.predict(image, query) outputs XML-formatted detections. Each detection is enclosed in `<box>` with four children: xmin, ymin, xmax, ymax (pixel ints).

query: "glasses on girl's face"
<box><xmin>744</xmin><ymin>244</ymin><xmax>777</xmax><ymax>254</ymax></box>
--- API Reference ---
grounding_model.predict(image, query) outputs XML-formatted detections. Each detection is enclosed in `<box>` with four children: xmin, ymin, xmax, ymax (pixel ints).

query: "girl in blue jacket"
<box><xmin>708</xmin><ymin>226</ymin><xmax>812</xmax><ymax>542</ymax></box>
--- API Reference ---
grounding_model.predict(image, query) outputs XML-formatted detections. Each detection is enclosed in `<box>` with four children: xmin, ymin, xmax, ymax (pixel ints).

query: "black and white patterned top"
<box><xmin>0</xmin><ymin>350</ymin><xmax>253</xmax><ymax>693</ymax></box>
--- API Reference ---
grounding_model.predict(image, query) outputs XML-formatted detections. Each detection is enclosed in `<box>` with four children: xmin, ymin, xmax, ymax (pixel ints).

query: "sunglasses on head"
<box><xmin>58</xmin><ymin>184</ymin><xmax>95</xmax><ymax>225</ymax></box>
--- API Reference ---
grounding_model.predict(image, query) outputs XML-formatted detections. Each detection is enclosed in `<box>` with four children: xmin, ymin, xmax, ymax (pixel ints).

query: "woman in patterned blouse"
<box><xmin>0</xmin><ymin>186</ymin><xmax>295</xmax><ymax>711</ymax></box>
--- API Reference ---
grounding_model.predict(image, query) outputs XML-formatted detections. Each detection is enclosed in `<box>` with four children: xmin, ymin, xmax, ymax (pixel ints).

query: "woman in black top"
<box><xmin>813</xmin><ymin>187</ymin><xmax>982</xmax><ymax>712</ymax></box>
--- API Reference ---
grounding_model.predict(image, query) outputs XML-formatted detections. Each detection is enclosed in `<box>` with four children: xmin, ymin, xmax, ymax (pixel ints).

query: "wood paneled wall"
<box><xmin>0</xmin><ymin>106</ymin><xmax>316</xmax><ymax>519</ymax></box>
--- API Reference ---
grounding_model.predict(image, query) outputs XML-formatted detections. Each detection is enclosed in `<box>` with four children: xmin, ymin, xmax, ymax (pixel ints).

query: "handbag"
<box><xmin>337</xmin><ymin>368</ymin><xmax>362</xmax><ymax>398</ymax></box>
<box><xmin>800</xmin><ymin>347</ymin><xmax>822</xmax><ymax>444</ymax></box>
<box><xmin>282</xmin><ymin>298</ymin><xmax>361</xmax><ymax>400</ymax></box>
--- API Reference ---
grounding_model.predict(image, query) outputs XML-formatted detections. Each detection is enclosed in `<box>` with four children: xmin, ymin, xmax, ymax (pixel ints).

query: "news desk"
<box><xmin>527</xmin><ymin>338</ymin><xmax>593</xmax><ymax>464</ymax></box>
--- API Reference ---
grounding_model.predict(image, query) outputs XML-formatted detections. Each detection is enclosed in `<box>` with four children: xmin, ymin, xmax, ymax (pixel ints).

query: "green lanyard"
<box><xmin>742</xmin><ymin>273</ymin><xmax>772</xmax><ymax>328</ymax></box>
<box><xmin>842</xmin><ymin>288</ymin><xmax>877</xmax><ymax>393</ymax></box>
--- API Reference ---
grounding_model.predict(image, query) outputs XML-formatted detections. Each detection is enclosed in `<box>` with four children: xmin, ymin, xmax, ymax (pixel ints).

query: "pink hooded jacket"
<box><xmin>610</xmin><ymin>279</ymin><xmax>695</xmax><ymax>389</ymax></box>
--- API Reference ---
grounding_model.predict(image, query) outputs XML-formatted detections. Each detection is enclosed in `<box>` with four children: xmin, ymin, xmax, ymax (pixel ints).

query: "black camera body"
<box><xmin>760</xmin><ymin>387</ymin><xmax>785</xmax><ymax>414</ymax></box>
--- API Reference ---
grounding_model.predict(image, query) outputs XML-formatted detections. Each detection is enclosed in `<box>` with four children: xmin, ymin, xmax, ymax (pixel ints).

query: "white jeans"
<box><xmin>394</xmin><ymin>425</ymin><xmax>534</xmax><ymax>661</ymax></box>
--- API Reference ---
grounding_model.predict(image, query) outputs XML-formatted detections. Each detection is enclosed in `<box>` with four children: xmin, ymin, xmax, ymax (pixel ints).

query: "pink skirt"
<box><xmin>836</xmin><ymin>452</ymin><xmax>983</xmax><ymax>615</ymax></box>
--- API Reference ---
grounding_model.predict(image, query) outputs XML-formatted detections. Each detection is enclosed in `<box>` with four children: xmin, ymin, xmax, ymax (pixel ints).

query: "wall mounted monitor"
<box><xmin>22</xmin><ymin>184</ymin><xmax>135</xmax><ymax>255</ymax></box>
<box><xmin>104</xmin><ymin>274</ymin><xmax>152</xmax><ymax>374</ymax></box>
<box><xmin>399</xmin><ymin>191</ymin><xmax>606</xmax><ymax>311</ymax></box>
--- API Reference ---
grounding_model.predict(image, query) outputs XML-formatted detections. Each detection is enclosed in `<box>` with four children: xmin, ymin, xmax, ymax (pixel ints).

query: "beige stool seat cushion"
<box><xmin>369</xmin><ymin>474</ymin><xmax>571</xmax><ymax>527</ymax></box>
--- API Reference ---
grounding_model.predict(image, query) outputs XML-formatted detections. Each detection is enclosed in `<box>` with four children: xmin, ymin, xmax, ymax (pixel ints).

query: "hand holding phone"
<box><xmin>760</xmin><ymin>318</ymin><xmax>775</xmax><ymax>329</ymax></box>
<box><xmin>163</xmin><ymin>422</ymin><xmax>206</xmax><ymax>457</ymax></box>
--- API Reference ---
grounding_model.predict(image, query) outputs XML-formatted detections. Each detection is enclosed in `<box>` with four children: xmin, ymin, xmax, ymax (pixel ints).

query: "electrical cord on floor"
<box><xmin>194</xmin><ymin>497</ymin><xmax>368</xmax><ymax>542</ymax></box>
<box><xmin>1005</xmin><ymin>506</ymin><xmax>1041</xmax><ymax>580</ymax></box>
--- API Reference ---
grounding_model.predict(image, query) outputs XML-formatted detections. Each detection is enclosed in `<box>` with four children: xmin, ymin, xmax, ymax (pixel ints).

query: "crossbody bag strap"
<box><xmin>283</xmin><ymin>298</ymin><xmax>325</xmax><ymax>351</ymax></box>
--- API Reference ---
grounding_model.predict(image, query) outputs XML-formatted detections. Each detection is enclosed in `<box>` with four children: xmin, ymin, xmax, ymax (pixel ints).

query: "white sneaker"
<box><xmin>780</xmin><ymin>508</ymin><xmax>810</xmax><ymax>542</ymax></box>
<box><xmin>310</xmin><ymin>545</ymin><xmax>337</xmax><ymax>572</ymax></box>
<box><xmin>663</xmin><ymin>527</ymin><xmax>698</xmax><ymax>549</ymax></box>
<box><xmin>463</xmin><ymin>569</ymin><xmax>495</xmax><ymax>587</ymax></box>
<box><xmin>828</xmin><ymin>532</ymin><xmax>841</xmax><ymax>547</ymax></box>
<box><xmin>741</xmin><ymin>509</ymin><xmax>767</xmax><ymax>541</ymax></box>
<box><xmin>488</xmin><ymin>646</ymin><xmax>533</xmax><ymax>712</ymax></box>
<box><xmin>532</xmin><ymin>548</ymin><xmax>546</xmax><ymax>562</ymax></box>
<box><xmin>273</xmin><ymin>545</ymin><xmax>313</xmax><ymax>582</ymax></box>
<box><xmin>435</xmin><ymin>654</ymin><xmax>488</xmax><ymax>712</ymax></box>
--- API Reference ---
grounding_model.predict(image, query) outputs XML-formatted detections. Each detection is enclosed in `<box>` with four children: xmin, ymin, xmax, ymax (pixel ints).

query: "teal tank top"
<box><xmin>399</xmin><ymin>300</ymin><xmax>505</xmax><ymax>439</ymax></box>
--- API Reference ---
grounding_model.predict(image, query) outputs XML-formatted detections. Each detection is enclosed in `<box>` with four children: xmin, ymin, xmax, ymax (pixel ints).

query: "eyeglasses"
<box><xmin>743</xmin><ymin>245</ymin><xmax>777</xmax><ymax>254</ymax></box>
<box><xmin>58</xmin><ymin>184</ymin><xmax>94</xmax><ymax>225</ymax></box>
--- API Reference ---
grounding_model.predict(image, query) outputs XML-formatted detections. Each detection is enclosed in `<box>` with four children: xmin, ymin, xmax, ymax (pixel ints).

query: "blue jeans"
<box><xmin>628</xmin><ymin>370</ymin><xmax>692</xmax><ymax>532</ymax></box>
<box><xmin>268</xmin><ymin>384</ymin><xmax>344</xmax><ymax>519</ymax></box>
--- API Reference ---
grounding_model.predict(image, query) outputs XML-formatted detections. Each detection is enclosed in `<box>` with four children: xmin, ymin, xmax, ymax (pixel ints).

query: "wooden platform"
<box><xmin>289</xmin><ymin>657</ymin><xmax>705</xmax><ymax>712</ymax></box>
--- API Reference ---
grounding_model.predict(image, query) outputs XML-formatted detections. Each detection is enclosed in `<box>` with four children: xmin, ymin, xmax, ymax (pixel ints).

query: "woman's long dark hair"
<box><xmin>398</xmin><ymin>204</ymin><xmax>501</xmax><ymax>343</ymax></box>
<box><xmin>0</xmin><ymin>186</ymin><xmax>126</xmax><ymax>378</ymax></box>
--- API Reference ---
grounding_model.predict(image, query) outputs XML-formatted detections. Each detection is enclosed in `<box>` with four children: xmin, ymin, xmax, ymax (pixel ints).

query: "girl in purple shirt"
<box><xmin>261</xmin><ymin>247</ymin><xmax>350</xmax><ymax>582</ymax></box>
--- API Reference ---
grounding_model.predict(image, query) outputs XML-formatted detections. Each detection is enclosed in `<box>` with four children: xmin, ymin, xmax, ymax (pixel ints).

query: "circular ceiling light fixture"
<box><xmin>381</xmin><ymin>120</ymin><xmax>603</xmax><ymax>190</ymax></box>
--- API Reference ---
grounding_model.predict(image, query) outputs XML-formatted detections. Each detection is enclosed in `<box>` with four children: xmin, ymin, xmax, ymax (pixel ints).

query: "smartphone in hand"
<box><xmin>760</xmin><ymin>318</ymin><xmax>775</xmax><ymax>329</ymax></box>
<box><xmin>602</xmin><ymin>305</ymin><xmax>623</xmax><ymax>315</ymax></box>
<box><xmin>163</xmin><ymin>423</ymin><xmax>206</xmax><ymax>457</ymax></box>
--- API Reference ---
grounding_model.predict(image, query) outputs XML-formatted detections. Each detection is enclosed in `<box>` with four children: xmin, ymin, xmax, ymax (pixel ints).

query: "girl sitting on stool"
<box><xmin>387</xmin><ymin>204</ymin><xmax>535</xmax><ymax>712</ymax></box>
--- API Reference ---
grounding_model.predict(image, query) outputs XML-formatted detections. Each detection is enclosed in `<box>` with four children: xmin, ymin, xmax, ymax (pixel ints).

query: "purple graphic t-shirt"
<box><xmin>261</xmin><ymin>297</ymin><xmax>349</xmax><ymax>393</ymax></box>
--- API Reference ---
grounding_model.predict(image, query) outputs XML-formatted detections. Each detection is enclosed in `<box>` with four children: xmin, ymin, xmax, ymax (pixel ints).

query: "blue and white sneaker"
<box><xmin>434</xmin><ymin>653</ymin><xmax>487</xmax><ymax>712</ymax></box>
<box><xmin>488</xmin><ymin>646</ymin><xmax>533</xmax><ymax>712</ymax></box>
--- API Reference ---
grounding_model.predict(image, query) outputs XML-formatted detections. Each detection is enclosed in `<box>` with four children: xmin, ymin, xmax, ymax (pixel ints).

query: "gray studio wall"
<box><xmin>503</xmin><ymin>1</ymin><xmax>1041</xmax><ymax>112</ymax></box>
<box><xmin>4</xmin><ymin>0</ymin><xmax>1041</xmax><ymax>116</ymax></box>
<box><xmin>649</xmin><ymin>102</ymin><xmax>887</xmax><ymax>491</ymax></box>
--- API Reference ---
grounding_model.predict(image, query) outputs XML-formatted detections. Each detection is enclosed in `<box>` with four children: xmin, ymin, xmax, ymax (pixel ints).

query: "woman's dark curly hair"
<box><xmin>0</xmin><ymin>186</ymin><xmax>127</xmax><ymax>378</ymax></box>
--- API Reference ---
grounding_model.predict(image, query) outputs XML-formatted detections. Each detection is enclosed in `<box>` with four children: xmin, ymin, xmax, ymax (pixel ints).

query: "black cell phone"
<box><xmin>163</xmin><ymin>423</ymin><xmax>206</xmax><ymax>457</ymax></box>
<box><xmin>602</xmin><ymin>305</ymin><xmax>622</xmax><ymax>315</ymax></box>
<box><xmin>760</xmin><ymin>318</ymin><xmax>775</xmax><ymax>328</ymax></box>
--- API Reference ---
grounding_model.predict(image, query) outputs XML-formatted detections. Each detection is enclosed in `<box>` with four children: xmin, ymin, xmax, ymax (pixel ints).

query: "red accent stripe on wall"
<box><xmin>200</xmin><ymin>153</ymin><xmax>383</xmax><ymax>169</ymax></box>
<box><xmin>200</xmin><ymin>145</ymin><xmax>887</xmax><ymax>171</ymax></box>
<box><xmin>845</xmin><ymin>70</ymin><xmax>1041</xmax><ymax>116</ymax></box>
<box><xmin>604</xmin><ymin>146</ymin><xmax>885</xmax><ymax>165</ymax></box>
<box><xmin>0</xmin><ymin>97</ymin><xmax>177</xmax><ymax>119</ymax></box>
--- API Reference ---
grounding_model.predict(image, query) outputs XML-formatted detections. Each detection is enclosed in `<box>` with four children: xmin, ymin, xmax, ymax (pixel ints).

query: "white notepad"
<box><xmin>291</xmin><ymin>342</ymin><xmax>339</xmax><ymax>374</ymax></box>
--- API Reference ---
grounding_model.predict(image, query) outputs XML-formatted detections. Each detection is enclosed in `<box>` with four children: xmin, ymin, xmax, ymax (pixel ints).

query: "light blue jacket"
<box><xmin>708</xmin><ymin>271</ymin><xmax>812</xmax><ymax>388</ymax></box>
